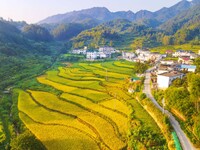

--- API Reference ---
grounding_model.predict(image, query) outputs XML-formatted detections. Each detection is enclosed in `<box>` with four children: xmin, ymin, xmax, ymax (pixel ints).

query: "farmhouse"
<box><xmin>172</xmin><ymin>50</ymin><xmax>193</xmax><ymax>57</ymax></box>
<box><xmin>178</xmin><ymin>56</ymin><xmax>193</xmax><ymax>64</ymax></box>
<box><xmin>72</xmin><ymin>49</ymin><xmax>87</xmax><ymax>55</ymax></box>
<box><xmin>135</xmin><ymin>48</ymin><xmax>150</xmax><ymax>55</ymax></box>
<box><xmin>86</xmin><ymin>50</ymin><xmax>109</xmax><ymax>60</ymax></box>
<box><xmin>86</xmin><ymin>51</ymin><xmax>98</xmax><ymax>60</ymax></box>
<box><xmin>160</xmin><ymin>60</ymin><xmax>174</xmax><ymax>65</ymax></box>
<box><xmin>190</xmin><ymin>53</ymin><xmax>198</xmax><ymax>59</ymax></box>
<box><xmin>122</xmin><ymin>51</ymin><xmax>136</xmax><ymax>61</ymax></box>
<box><xmin>177</xmin><ymin>64</ymin><xmax>197</xmax><ymax>73</ymax></box>
<box><xmin>165</xmin><ymin>50</ymin><xmax>173</xmax><ymax>55</ymax></box>
<box><xmin>156</xmin><ymin>64</ymin><xmax>175</xmax><ymax>75</ymax></box>
<box><xmin>157</xmin><ymin>71</ymin><xmax>184</xmax><ymax>89</ymax></box>
<box><xmin>99</xmin><ymin>46</ymin><xmax>118</xmax><ymax>54</ymax></box>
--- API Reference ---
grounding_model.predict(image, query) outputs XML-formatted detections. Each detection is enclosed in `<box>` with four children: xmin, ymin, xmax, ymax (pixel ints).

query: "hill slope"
<box><xmin>38</xmin><ymin>0</ymin><xmax>196</xmax><ymax>25</ymax></box>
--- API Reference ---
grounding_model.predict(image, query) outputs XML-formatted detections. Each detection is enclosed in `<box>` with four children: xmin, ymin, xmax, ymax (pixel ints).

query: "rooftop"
<box><xmin>180</xmin><ymin>56</ymin><xmax>190</xmax><ymax>61</ymax></box>
<box><xmin>158</xmin><ymin>71</ymin><xmax>183</xmax><ymax>77</ymax></box>
<box><xmin>180</xmin><ymin>64</ymin><xmax>196</xmax><ymax>69</ymax></box>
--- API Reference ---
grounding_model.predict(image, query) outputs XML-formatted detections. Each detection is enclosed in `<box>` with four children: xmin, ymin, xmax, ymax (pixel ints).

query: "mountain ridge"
<box><xmin>38</xmin><ymin>0</ymin><xmax>196</xmax><ymax>25</ymax></box>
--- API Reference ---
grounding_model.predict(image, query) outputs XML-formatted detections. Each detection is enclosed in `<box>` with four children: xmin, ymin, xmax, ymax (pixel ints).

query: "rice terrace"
<box><xmin>16</xmin><ymin>60</ymin><xmax>170</xmax><ymax>150</ymax></box>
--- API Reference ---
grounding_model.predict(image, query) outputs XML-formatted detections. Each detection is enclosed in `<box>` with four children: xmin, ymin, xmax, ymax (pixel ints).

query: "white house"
<box><xmin>157</xmin><ymin>72</ymin><xmax>184</xmax><ymax>89</ymax></box>
<box><xmin>156</xmin><ymin>64</ymin><xmax>175</xmax><ymax>75</ymax></box>
<box><xmin>99</xmin><ymin>46</ymin><xmax>118</xmax><ymax>54</ymax></box>
<box><xmin>122</xmin><ymin>51</ymin><xmax>136</xmax><ymax>61</ymax></box>
<box><xmin>190</xmin><ymin>53</ymin><xmax>198</xmax><ymax>59</ymax></box>
<box><xmin>160</xmin><ymin>60</ymin><xmax>174</xmax><ymax>65</ymax></box>
<box><xmin>86</xmin><ymin>51</ymin><xmax>108</xmax><ymax>60</ymax></box>
<box><xmin>86</xmin><ymin>52</ymin><xmax>98</xmax><ymax>60</ymax></box>
<box><xmin>177</xmin><ymin>64</ymin><xmax>197</xmax><ymax>73</ymax></box>
<box><xmin>72</xmin><ymin>49</ymin><xmax>87</xmax><ymax>55</ymax></box>
<box><xmin>178</xmin><ymin>56</ymin><xmax>193</xmax><ymax>64</ymax></box>
<box><xmin>135</xmin><ymin>49</ymin><xmax>150</xmax><ymax>55</ymax></box>
<box><xmin>172</xmin><ymin>50</ymin><xmax>193</xmax><ymax>57</ymax></box>
<box><xmin>98</xmin><ymin>52</ymin><xmax>107</xmax><ymax>58</ymax></box>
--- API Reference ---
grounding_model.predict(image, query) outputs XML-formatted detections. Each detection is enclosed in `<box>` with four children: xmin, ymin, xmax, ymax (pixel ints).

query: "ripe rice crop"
<box><xmin>37</xmin><ymin>76</ymin><xmax>77</xmax><ymax>92</ymax></box>
<box><xmin>29</xmin><ymin>90</ymin><xmax>126</xmax><ymax>149</ymax></box>
<box><xmin>99</xmin><ymin>99</ymin><xmax>131</xmax><ymax>115</ymax></box>
<box><xmin>101</xmin><ymin>61</ymin><xmax>133</xmax><ymax>75</ymax></box>
<box><xmin>45</xmin><ymin>71</ymin><xmax>105</xmax><ymax>91</ymax></box>
<box><xmin>68</xmin><ymin>89</ymin><xmax>111</xmax><ymax>102</ymax></box>
<box><xmin>19</xmin><ymin>112</ymin><xmax>100</xmax><ymax>150</ymax></box>
<box><xmin>18</xmin><ymin>90</ymin><xmax>97</xmax><ymax>137</ymax></box>
<box><xmin>17</xmin><ymin>60</ymin><xmax>167</xmax><ymax>150</ymax></box>
<box><xmin>93</xmin><ymin>69</ymin><xmax>129</xmax><ymax>79</ymax></box>
<box><xmin>58</xmin><ymin>67</ymin><xmax>103</xmax><ymax>81</ymax></box>
<box><xmin>113</xmin><ymin>61</ymin><xmax>135</xmax><ymax>69</ymax></box>
<box><xmin>61</xmin><ymin>93</ymin><xmax>128</xmax><ymax>136</ymax></box>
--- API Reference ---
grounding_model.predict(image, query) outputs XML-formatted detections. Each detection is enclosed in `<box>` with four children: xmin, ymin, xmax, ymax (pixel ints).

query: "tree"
<box><xmin>162</xmin><ymin>36</ymin><xmax>173</xmax><ymax>46</ymax></box>
<box><xmin>194</xmin><ymin>57</ymin><xmax>200</xmax><ymax>73</ymax></box>
<box><xmin>109</xmin><ymin>40</ymin><xmax>113</xmax><ymax>47</ymax></box>
<box><xmin>10</xmin><ymin>130</ymin><xmax>46</xmax><ymax>150</ymax></box>
<box><xmin>133</xmin><ymin>62</ymin><xmax>148</xmax><ymax>74</ymax></box>
<box><xmin>189</xmin><ymin>74</ymin><xmax>200</xmax><ymax>112</ymax></box>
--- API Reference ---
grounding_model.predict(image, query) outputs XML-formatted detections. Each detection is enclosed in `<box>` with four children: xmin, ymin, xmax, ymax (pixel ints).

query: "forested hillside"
<box><xmin>0</xmin><ymin>0</ymin><xmax>200</xmax><ymax>149</ymax></box>
<box><xmin>69</xmin><ymin>3</ymin><xmax>200</xmax><ymax>50</ymax></box>
<box><xmin>0</xmin><ymin>18</ymin><xmax>66</xmax><ymax>150</ymax></box>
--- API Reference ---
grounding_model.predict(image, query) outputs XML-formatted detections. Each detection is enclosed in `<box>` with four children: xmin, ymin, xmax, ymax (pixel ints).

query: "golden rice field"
<box><xmin>18</xmin><ymin>60</ymin><xmax>165</xmax><ymax>150</ymax></box>
<box><xmin>0</xmin><ymin>122</ymin><xmax>5</xmax><ymax>143</ymax></box>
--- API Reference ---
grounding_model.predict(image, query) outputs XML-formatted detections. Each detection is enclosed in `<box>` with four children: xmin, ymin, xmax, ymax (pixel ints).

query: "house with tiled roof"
<box><xmin>177</xmin><ymin>64</ymin><xmax>197</xmax><ymax>73</ymax></box>
<box><xmin>157</xmin><ymin>71</ymin><xmax>184</xmax><ymax>88</ymax></box>
<box><xmin>178</xmin><ymin>56</ymin><xmax>193</xmax><ymax>64</ymax></box>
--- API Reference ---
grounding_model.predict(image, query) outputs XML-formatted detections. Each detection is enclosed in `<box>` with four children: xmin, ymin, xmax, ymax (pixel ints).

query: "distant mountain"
<box><xmin>154</xmin><ymin>0</ymin><xmax>191</xmax><ymax>22</ymax></box>
<box><xmin>38</xmin><ymin>0</ymin><xmax>197</xmax><ymax>25</ymax></box>
<box><xmin>70</xmin><ymin>19</ymin><xmax>159</xmax><ymax>49</ymax></box>
<box><xmin>50</xmin><ymin>18</ymin><xmax>99</xmax><ymax>41</ymax></box>
<box><xmin>37</xmin><ymin>7</ymin><xmax>143</xmax><ymax>25</ymax></box>
<box><xmin>71</xmin><ymin>2</ymin><xmax>200</xmax><ymax>49</ymax></box>
<box><xmin>22</xmin><ymin>24</ymin><xmax>52</xmax><ymax>42</ymax></box>
<box><xmin>0</xmin><ymin>20</ymin><xmax>26</xmax><ymax>42</ymax></box>
<box><xmin>160</xmin><ymin>4</ymin><xmax>200</xmax><ymax>34</ymax></box>
<box><xmin>9</xmin><ymin>21</ymin><xmax>27</xmax><ymax>31</ymax></box>
<box><xmin>159</xmin><ymin>4</ymin><xmax>200</xmax><ymax>45</ymax></box>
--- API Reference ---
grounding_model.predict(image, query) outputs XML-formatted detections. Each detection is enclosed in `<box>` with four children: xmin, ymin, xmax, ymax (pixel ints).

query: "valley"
<box><xmin>0</xmin><ymin>0</ymin><xmax>200</xmax><ymax>149</ymax></box>
<box><xmin>17</xmin><ymin>60</ymin><xmax>168</xmax><ymax>149</ymax></box>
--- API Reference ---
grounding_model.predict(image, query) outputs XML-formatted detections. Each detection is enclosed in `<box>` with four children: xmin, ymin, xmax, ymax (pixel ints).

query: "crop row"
<box><xmin>19</xmin><ymin>112</ymin><xmax>101</xmax><ymax>150</ymax></box>
<box><xmin>28</xmin><ymin>90</ymin><xmax>126</xmax><ymax>150</ymax></box>
<box><xmin>37</xmin><ymin>76</ymin><xmax>111</xmax><ymax>102</ymax></box>
<box><xmin>60</xmin><ymin>93</ymin><xmax>128</xmax><ymax>140</ymax></box>
<box><xmin>45</xmin><ymin>71</ymin><xmax>105</xmax><ymax>91</ymax></box>
<box><xmin>19</xmin><ymin>60</ymin><xmax>135</xmax><ymax>149</ymax></box>
<box><xmin>18</xmin><ymin>90</ymin><xmax>117</xmax><ymax>149</ymax></box>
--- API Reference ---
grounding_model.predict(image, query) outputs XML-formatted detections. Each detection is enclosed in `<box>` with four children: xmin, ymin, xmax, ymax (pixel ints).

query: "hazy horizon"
<box><xmin>0</xmin><ymin>0</ymin><xmax>190</xmax><ymax>23</ymax></box>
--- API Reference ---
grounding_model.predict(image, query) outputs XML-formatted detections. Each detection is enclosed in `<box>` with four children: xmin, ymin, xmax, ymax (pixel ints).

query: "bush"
<box><xmin>10</xmin><ymin>130</ymin><xmax>46</xmax><ymax>150</ymax></box>
<box><xmin>140</xmin><ymin>93</ymin><xmax>147</xmax><ymax>100</ymax></box>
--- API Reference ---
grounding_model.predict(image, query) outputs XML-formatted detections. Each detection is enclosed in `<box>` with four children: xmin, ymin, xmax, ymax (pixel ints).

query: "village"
<box><xmin>71</xmin><ymin>46</ymin><xmax>200</xmax><ymax>90</ymax></box>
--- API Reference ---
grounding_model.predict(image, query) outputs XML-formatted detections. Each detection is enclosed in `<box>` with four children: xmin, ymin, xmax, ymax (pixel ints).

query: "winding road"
<box><xmin>143</xmin><ymin>68</ymin><xmax>196</xmax><ymax>150</ymax></box>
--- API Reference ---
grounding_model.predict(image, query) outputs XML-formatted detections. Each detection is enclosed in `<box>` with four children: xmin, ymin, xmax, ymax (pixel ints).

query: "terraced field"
<box><xmin>0</xmin><ymin>122</ymin><xmax>5</xmax><ymax>144</ymax></box>
<box><xmin>18</xmin><ymin>60</ymin><xmax>166</xmax><ymax>150</ymax></box>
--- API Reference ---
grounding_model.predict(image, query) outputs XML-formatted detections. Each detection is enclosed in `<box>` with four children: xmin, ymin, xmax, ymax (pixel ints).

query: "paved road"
<box><xmin>143</xmin><ymin>68</ymin><xmax>196</xmax><ymax>150</ymax></box>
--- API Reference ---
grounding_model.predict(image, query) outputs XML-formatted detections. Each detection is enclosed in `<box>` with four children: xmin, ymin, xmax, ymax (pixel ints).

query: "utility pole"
<box><xmin>106</xmin><ymin>69</ymin><xmax>108</xmax><ymax>81</ymax></box>
<box><xmin>162</xmin><ymin>98</ymin><xmax>165</xmax><ymax>114</ymax></box>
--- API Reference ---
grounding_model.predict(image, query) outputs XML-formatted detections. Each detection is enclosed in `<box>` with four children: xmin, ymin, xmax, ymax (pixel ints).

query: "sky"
<box><xmin>0</xmin><ymin>0</ymin><xmax>187</xmax><ymax>23</ymax></box>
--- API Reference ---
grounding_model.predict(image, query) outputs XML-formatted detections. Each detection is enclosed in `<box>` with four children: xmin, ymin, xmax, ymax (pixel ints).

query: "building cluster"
<box><xmin>122</xmin><ymin>49</ymin><xmax>164</xmax><ymax>63</ymax></box>
<box><xmin>152</xmin><ymin>49</ymin><xmax>199</xmax><ymax>89</ymax></box>
<box><xmin>72</xmin><ymin>47</ymin><xmax>199</xmax><ymax>90</ymax></box>
<box><xmin>71</xmin><ymin>46</ymin><xmax>119</xmax><ymax>61</ymax></box>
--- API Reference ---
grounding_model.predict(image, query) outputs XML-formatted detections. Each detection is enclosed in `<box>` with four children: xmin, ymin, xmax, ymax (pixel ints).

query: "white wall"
<box><xmin>157</xmin><ymin>75</ymin><xmax>169</xmax><ymax>88</ymax></box>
